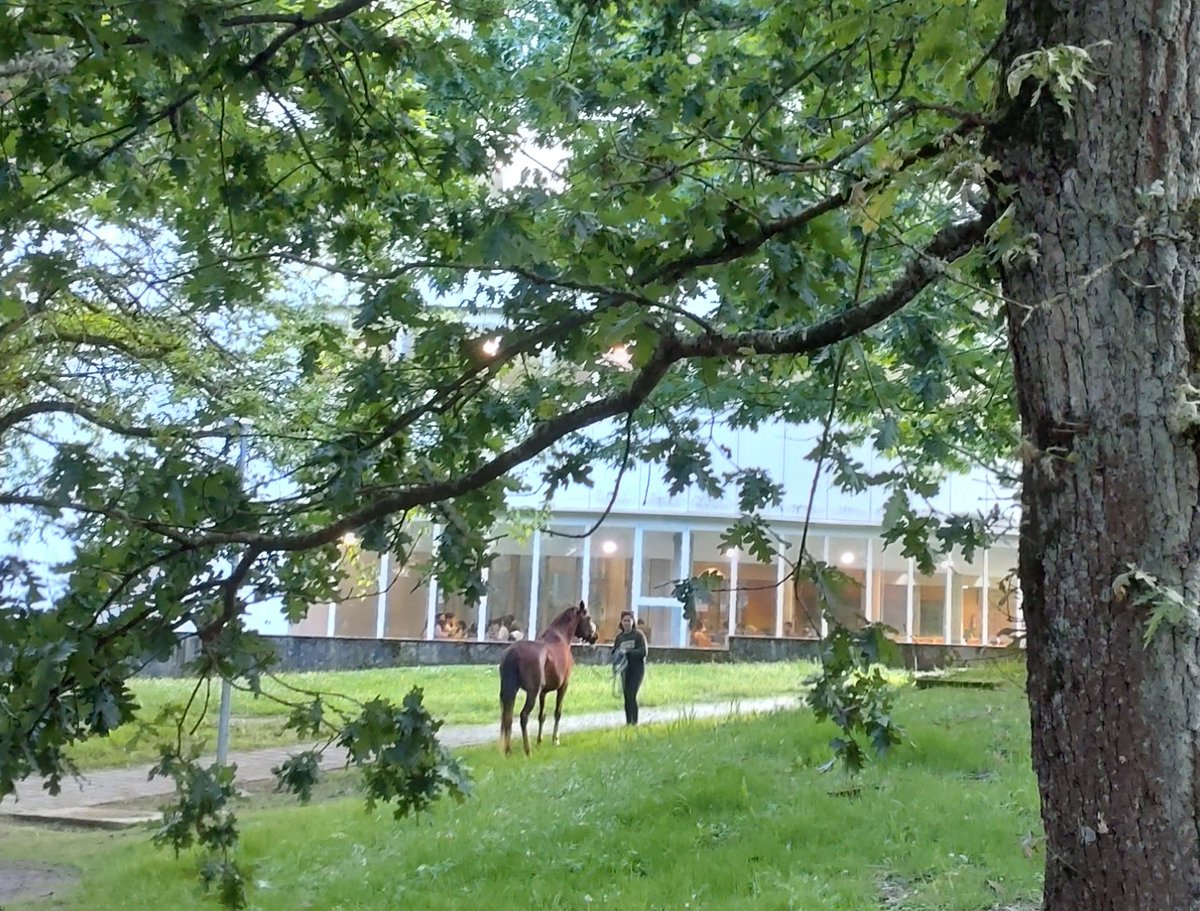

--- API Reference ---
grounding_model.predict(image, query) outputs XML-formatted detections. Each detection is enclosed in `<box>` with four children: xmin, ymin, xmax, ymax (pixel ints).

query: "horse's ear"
<box><xmin>578</xmin><ymin>600</ymin><xmax>586</xmax><ymax>613</ymax></box>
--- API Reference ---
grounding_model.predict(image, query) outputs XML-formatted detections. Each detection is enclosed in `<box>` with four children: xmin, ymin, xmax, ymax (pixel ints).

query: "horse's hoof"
<box><xmin>553</xmin><ymin>737</ymin><xmax>561</xmax><ymax>746</ymax></box>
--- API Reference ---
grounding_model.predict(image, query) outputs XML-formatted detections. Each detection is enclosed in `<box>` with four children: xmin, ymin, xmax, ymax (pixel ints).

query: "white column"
<box><xmin>727</xmin><ymin>550</ymin><xmax>739</xmax><ymax>640</ymax></box>
<box><xmin>631</xmin><ymin>527</ymin><xmax>645</xmax><ymax>622</ymax></box>
<box><xmin>819</xmin><ymin>536</ymin><xmax>830</xmax><ymax>637</ymax></box>
<box><xmin>375</xmin><ymin>552</ymin><xmax>389</xmax><ymax>639</ymax></box>
<box><xmin>980</xmin><ymin>549</ymin><xmax>990</xmax><ymax>645</ymax></box>
<box><xmin>425</xmin><ymin>577</ymin><xmax>438</xmax><ymax>640</ymax></box>
<box><xmin>775</xmin><ymin>549</ymin><xmax>786</xmax><ymax>637</ymax></box>
<box><xmin>1015</xmin><ymin>584</ymin><xmax>1026</xmax><ymax>645</ymax></box>
<box><xmin>528</xmin><ymin>531</ymin><xmax>542</xmax><ymax>635</ymax></box>
<box><xmin>678</xmin><ymin>530</ymin><xmax>692</xmax><ymax>648</ymax></box>
<box><xmin>580</xmin><ymin>534</ymin><xmax>592</xmax><ymax>607</ymax></box>
<box><xmin>943</xmin><ymin>563</ymin><xmax>953</xmax><ymax>644</ymax></box>
<box><xmin>904</xmin><ymin>557</ymin><xmax>915</xmax><ymax>643</ymax></box>
<box><xmin>326</xmin><ymin>600</ymin><xmax>337</xmax><ymax>637</ymax></box>
<box><xmin>425</xmin><ymin>524</ymin><xmax>441</xmax><ymax>640</ymax></box>
<box><xmin>477</xmin><ymin>566</ymin><xmax>490</xmax><ymax>642</ymax></box>
<box><xmin>863</xmin><ymin>538</ymin><xmax>875</xmax><ymax>625</ymax></box>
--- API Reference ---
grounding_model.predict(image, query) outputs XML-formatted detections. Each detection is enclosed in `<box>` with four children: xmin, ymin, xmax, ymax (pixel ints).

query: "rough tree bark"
<box><xmin>990</xmin><ymin>0</ymin><xmax>1200</xmax><ymax>907</ymax></box>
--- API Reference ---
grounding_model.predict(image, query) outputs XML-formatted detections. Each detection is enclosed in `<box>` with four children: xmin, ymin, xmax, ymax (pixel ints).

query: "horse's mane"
<box><xmin>543</xmin><ymin>604</ymin><xmax>581</xmax><ymax>632</ymax></box>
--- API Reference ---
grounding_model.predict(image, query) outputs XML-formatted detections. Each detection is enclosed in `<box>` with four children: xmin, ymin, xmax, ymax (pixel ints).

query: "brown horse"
<box><xmin>499</xmin><ymin>601</ymin><xmax>598</xmax><ymax>756</ymax></box>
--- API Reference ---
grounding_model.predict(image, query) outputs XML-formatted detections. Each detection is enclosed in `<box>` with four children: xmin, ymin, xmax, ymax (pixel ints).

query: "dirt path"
<box><xmin>0</xmin><ymin>859</ymin><xmax>80</xmax><ymax>905</ymax></box>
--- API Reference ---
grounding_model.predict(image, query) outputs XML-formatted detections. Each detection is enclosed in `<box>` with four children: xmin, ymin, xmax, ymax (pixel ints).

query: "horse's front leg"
<box><xmin>552</xmin><ymin>684</ymin><xmax>568</xmax><ymax>746</ymax></box>
<box><xmin>519</xmin><ymin>690</ymin><xmax>537</xmax><ymax>756</ymax></box>
<box><xmin>537</xmin><ymin>690</ymin><xmax>548</xmax><ymax>745</ymax></box>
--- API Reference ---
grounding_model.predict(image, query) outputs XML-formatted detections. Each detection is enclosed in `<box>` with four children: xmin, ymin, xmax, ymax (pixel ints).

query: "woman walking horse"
<box><xmin>499</xmin><ymin>601</ymin><xmax>598</xmax><ymax>756</ymax></box>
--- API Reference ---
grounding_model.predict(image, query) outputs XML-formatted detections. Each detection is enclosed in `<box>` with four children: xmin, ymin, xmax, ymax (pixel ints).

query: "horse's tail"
<box><xmin>499</xmin><ymin>649</ymin><xmax>521</xmax><ymax>744</ymax></box>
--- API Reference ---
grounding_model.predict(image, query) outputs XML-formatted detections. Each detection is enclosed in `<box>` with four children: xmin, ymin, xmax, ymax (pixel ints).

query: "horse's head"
<box><xmin>572</xmin><ymin>601</ymin><xmax>598</xmax><ymax>644</ymax></box>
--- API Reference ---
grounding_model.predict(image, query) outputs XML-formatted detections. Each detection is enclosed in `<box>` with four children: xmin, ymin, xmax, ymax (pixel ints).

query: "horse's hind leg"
<box><xmin>519</xmin><ymin>689</ymin><xmax>537</xmax><ymax>756</ymax></box>
<box><xmin>500</xmin><ymin>699</ymin><xmax>514</xmax><ymax>756</ymax></box>
<box><xmin>552</xmin><ymin>684</ymin><xmax>568</xmax><ymax>746</ymax></box>
<box><xmin>536</xmin><ymin>690</ymin><xmax>548</xmax><ymax>745</ymax></box>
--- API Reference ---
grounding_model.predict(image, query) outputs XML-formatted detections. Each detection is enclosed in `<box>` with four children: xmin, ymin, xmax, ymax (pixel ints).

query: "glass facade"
<box><xmin>384</xmin><ymin>529</ymin><xmax>435</xmax><ymax>639</ymax></box>
<box><xmin>874</xmin><ymin>543</ymin><xmax>909</xmax><ymax>639</ymax></box>
<box><xmin>486</xmin><ymin>532</ymin><xmax>534</xmax><ymax>637</ymax></box>
<box><xmin>913</xmin><ymin>566</ymin><xmax>947</xmax><ymax>641</ymax></box>
<box><xmin>292</xmin><ymin>519</ymin><xmax>1022</xmax><ymax>650</ymax></box>
<box><xmin>735</xmin><ymin>553</ymin><xmax>776</xmax><ymax>636</ymax></box>
<box><xmin>949</xmin><ymin>548</ymin><xmax>985</xmax><ymax>645</ymax></box>
<box><xmin>540</xmin><ymin>525</ymin><xmax>586</xmax><ymax>613</ymax></box>
<box><xmin>690</xmin><ymin>531</ymin><xmax>730</xmax><ymax>647</ymax></box>
<box><xmin>986</xmin><ymin>545</ymin><xmax>1021</xmax><ymax>645</ymax></box>
<box><xmin>333</xmin><ymin>550</ymin><xmax>382</xmax><ymax>638</ymax></box>
<box><xmin>588</xmin><ymin>527</ymin><xmax>634</xmax><ymax>642</ymax></box>
<box><xmin>641</xmin><ymin>530</ymin><xmax>682</xmax><ymax>597</ymax></box>
<box><xmin>781</xmin><ymin>536</ymin><xmax>820</xmax><ymax>638</ymax></box>
<box><xmin>826</xmin><ymin>535</ymin><xmax>867</xmax><ymax>630</ymax></box>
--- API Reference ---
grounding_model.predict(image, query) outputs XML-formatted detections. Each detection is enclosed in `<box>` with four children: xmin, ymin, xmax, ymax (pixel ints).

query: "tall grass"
<box><xmin>4</xmin><ymin>678</ymin><xmax>1041</xmax><ymax>911</ymax></box>
<box><xmin>73</xmin><ymin>660</ymin><xmax>819</xmax><ymax>769</ymax></box>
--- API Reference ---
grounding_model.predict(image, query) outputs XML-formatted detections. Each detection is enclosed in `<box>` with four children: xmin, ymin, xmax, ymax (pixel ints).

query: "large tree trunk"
<box><xmin>989</xmin><ymin>1</ymin><xmax>1200</xmax><ymax>908</ymax></box>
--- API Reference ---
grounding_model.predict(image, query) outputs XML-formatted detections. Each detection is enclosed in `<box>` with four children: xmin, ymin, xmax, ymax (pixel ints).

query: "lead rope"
<box><xmin>611</xmin><ymin>647</ymin><xmax>627</xmax><ymax>699</ymax></box>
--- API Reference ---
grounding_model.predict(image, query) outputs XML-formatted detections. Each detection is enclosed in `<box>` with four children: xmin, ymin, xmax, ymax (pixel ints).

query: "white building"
<box><xmin>290</xmin><ymin>417</ymin><xmax>1022</xmax><ymax>650</ymax></box>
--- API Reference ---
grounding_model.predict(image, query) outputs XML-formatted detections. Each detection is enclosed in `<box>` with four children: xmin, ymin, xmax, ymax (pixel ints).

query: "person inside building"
<box><xmin>434</xmin><ymin>613</ymin><xmax>453</xmax><ymax>639</ymax></box>
<box><xmin>690</xmin><ymin>621</ymin><xmax>713</xmax><ymax>648</ymax></box>
<box><xmin>612</xmin><ymin>610</ymin><xmax>648</xmax><ymax>725</ymax></box>
<box><xmin>636</xmin><ymin>617</ymin><xmax>652</xmax><ymax>644</ymax></box>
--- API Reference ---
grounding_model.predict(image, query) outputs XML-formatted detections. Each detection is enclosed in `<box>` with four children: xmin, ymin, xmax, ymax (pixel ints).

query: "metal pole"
<box><xmin>216</xmin><ymin>424</ymin><xmax>249</xmax><ymax>767</ymax></box>
<box><xmin>216</xmin><ymin>677</ymin><xmax>233</xmax><ymax>766</ymax></box>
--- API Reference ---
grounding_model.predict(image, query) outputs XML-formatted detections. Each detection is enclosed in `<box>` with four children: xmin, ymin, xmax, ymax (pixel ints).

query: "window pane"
<box><xmin>948</xmin><ymin>548</ymin><xmax>985</xmax><ymax>645</ymax></box>
<box><xmin>641</xmin><ymin>530</ymin><xmax>682</xmax><ymax>597</ymax></box>
<box><xmin>291</xmin><ymin>602</ymin><xmax>330</xmax><ymax>637</ymax></box>
<box><xmin>914</xmin><ymin>569</ymin><xmax>946</xmax><ymax>641</ymax></box>
<box><xmin>487</xmin><ymin>534</ymin><xmax>534</xmax><ymax>638</ymax></box>
<box><xmin>333</xmin><ymin>550</ymin><xmax>380</xmax><ymax>638</ymax></box>
<box><xmin>874</xmin><ymin>542</ymin><xmax>909</xmax><ymax>639</ymax></box>
<box><xmin>782</xmin><ymin>535</ymin><xmax>822</xmax><ymax>638</ymax></box>
<box><xmin>987</xmin><ymin>545</ymin><xmax>1020</xmax><ymax>645</ymax></box>
<box><xmin>588</xmin><ymin>527</ymin><xmax>634</xmax><ymax>642</ymax></box>
<box><xmin>826</xmin><ymin>536</ymin><xmax>867</xmax><ymax>629</ymax></box>
<box><xmin>384</xmin><ymin>526</ymin><xmax>434</xmax><ymax>639</ymax></box>
<box><xmin>638</xmin><ymin>604</ymin><xmax>675</xmax><ymax>648</ymax></box>
<box><xmin>538</xmin><ymin>527</ymin><xmax>586</xmax><ymax>628</ymax></box>
<box><xmin>735</xmin><ymin>554</ymin><xmax>776</xmax><ymax>636</ymax></box>
<box><xmin>690</xmin><ymin>531</ymin><xmax>731</xmax><ymax>647</ymax></box>
<box><xmin>436</xmin><ymin>590</ymin><xmax>477</xmax><ymax>640</ymax></box>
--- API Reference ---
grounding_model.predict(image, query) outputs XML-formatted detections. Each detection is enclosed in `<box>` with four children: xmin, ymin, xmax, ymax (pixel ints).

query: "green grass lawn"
<box><xmin>73</xmin><ymin>660</ymin><xmax>819</xmax><ymax>770</ymax></box>
<box><xmin>6</xmin><ymin>666</ymin><xmax>1042</xmax><ymax>911</ymax></box>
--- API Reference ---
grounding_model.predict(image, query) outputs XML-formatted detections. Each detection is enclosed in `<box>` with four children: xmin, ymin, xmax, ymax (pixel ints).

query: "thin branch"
<box><xmin>738</xmin><ymin>40</ymin><xmax>861</xmax><ymax>145</ymax></box>
<box><xmin>544</xmin><ymin>411</ymin><xmax>636</xmax><ymax>540</ymax></box>
<box><xmin>199</xmin><ymin>547</ymin><xmax>262</xmax><ymax>644</ymax></box>
<box><xmin>0</xmin><ymin>399</ymin><xmax>239</xmax><ymax>443</ymax></box>
<box><xmin>632</xmin><ymin>116</ymin><xmax>980</xmax><ymax>289</ymax></box>
<box><xmin>27</xmin><ymin>330</ymin><xmax>179</xmax><ymax>360</ymax></box>
<box><xmin>0</xmin><ymin>493</ymin><xmax>200</xmax><ymax>544</ymax></box>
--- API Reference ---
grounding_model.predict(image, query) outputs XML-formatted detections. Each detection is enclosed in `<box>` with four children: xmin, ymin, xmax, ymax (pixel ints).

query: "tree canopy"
<box><xmin>1</xmin><ymin>0</ymin><xmax>1031</xmax><ymax>902</ymax></box>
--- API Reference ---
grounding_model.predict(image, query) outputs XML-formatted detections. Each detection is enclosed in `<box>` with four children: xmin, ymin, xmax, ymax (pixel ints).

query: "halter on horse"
<box><xmin>498</xmin><ymin>601</ymin><xmax>598</xmax><ymax>756</ymax></box>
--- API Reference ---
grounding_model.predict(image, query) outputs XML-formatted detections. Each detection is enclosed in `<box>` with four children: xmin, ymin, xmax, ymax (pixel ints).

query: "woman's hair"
<box><xmin>620</xmin><ymin>610</ymin><xmax>635</xmax><ymax>622</ymax></box>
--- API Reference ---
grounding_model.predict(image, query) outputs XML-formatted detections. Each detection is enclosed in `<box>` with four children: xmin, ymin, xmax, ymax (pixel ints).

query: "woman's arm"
<box><xmin>626</xmin><ymin>631</ymin><xmax>647</xmax><ymax>658</ymax></box>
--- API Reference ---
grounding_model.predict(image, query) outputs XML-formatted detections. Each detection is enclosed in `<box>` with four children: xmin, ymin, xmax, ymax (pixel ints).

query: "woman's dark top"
<box><xmin>612</xmin><ymin>629</ymin><xmax>648</xmax><ymax>667</ymax></box>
